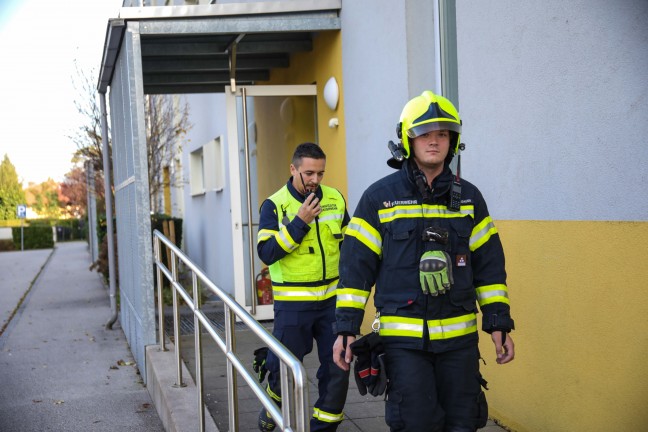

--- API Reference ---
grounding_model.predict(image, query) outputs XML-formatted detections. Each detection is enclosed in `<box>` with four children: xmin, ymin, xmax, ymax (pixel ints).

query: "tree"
<box><xmin>60</xmin><ymin>165</ymin><xmax>105</xmax><ymax>218</ymax></box>
<box><xmin>0</xmin><ymin>154</ymin><xmax>26</xmax><ymax>220</ymax></box>
<box><xmin>70</xmin><ymin>61</ymin><xmax>191</xmax><ymax>215</ymax></box>
<box><xmin>145</xmin><ymin>94</ymin><xmax>190</xmax><ymax>214</ymax></box>
<box><xmin>24</xmin><ymin>179</ymin><xmax>62</xmax><ymax>219</ymax></box>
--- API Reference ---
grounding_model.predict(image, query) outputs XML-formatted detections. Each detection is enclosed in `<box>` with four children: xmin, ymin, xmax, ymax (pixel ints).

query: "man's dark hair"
<box><xmin>292</xmin><ymin>142</ymin><xmax>326</xmax><ymax>166</ymax></box>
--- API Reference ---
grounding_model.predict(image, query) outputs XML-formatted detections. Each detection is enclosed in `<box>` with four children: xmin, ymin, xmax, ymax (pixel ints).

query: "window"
<box><xmin>190</xmin><ymin>147</ymin><xmax>205</xmax><ymax>196</ymax></box>
<box><xmin>190</xmin><ymin>136</ymin><xmax>225</xmax><ymax>196</ymax></box>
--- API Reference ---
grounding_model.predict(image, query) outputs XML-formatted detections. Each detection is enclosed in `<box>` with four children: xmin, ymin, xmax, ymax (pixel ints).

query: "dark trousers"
<box><xmin>266</xmin><ymin>307</ymin><xmax>349</xmax><ymax>432</ymax></box>
<box><xmin>383</xmin><ymin>345</ymin><xmax>487</xmax><ymax>432</ymax></box>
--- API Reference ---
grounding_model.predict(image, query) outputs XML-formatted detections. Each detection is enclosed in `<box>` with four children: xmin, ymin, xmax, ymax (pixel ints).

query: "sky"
<box><xmin>0</xmin><ymin>0</ymin><xmax>123</xmax><ymax>186</ymax></box>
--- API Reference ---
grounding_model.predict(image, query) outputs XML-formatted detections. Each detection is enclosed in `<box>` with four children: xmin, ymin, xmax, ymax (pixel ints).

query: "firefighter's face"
<box><xmin>290</xmin><ymin>157</ymin><xmax>325</xmax><ymax>195</ymax></box>
<box><xmin>411</xmin><ymin>129</ymin><xmax>451</xmax><ymax>169</ymax></box>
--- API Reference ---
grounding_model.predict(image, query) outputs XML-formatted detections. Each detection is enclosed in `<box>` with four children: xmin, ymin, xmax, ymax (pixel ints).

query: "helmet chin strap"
<box><xmin>409</xmin><ymin>159</ymin><xmax>434</xmax><ymax>203</ymax></box>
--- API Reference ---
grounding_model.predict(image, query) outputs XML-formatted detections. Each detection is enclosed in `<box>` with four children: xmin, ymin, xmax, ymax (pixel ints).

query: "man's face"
<box><xmin>411</xmin><ymin>129</ymin><xmax>451</xmax><ymax>170</ymax></box>
<box><xmin>290</xmin><ymin>157</ymin><xmax>326</xmax><ymax>195</ymax></box>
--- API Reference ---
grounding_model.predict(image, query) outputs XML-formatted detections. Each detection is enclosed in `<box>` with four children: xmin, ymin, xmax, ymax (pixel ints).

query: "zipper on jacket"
<box><xmin>314</xmin><ymin>216</ymin><xmax>326</xmax><ymax>280</ymax></box>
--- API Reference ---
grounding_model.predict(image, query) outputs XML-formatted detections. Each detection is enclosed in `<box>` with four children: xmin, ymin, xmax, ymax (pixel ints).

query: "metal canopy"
<box><xmin>98</xmin><ymin>0</ymin><xmax>342</xmax><ymax>94</ymax></box>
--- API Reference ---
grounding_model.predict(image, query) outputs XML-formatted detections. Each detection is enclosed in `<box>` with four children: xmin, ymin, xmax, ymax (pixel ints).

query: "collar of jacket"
<box><xmin>403</xmin><ymin>159</ymin><xmax>454</xmax><ymax>201</ymax></box>
<box><xmin>286</xmin><ymin>177</ymin><xmax>323</xmax><ymax>202</ymax></box>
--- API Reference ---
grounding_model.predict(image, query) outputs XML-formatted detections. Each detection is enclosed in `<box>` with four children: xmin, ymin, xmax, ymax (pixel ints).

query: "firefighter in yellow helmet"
<box><xmin>333</xmin><ymin>91</ymin><xmax>515</xmax><ymax>431</ymax></box>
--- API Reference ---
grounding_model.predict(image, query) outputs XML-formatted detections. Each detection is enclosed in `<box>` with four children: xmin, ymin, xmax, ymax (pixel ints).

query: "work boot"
<box><xmin>258</xmin><ymin>408</ymin><xmax>276</xmax><ymax>431</ymax></box>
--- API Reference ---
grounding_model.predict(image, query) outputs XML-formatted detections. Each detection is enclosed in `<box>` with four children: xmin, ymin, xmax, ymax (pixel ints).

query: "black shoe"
<box><xmin>258</xmin><ymin>408</ymin><xmax>277</xmax><ymax>431</ymax></box>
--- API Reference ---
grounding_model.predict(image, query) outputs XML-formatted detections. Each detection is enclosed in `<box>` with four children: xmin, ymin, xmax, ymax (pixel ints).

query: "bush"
<box><xmin>0</xmin><ymin>239</ymin><xmax>14</xmax><ymax>251</ymax></box>
<box><xmin>92</xmin><ymin>214</ymin><xmax>184</xmax><ymax>306</ymax></box>
<box><xmin>12</xmin><ymin>226</ymin><xmax>54</xmax><ymax>250</ymax></box>
<box><xmin>90</xmin><ymin>233</ymin><xmax>118</xmax><ymax>286</ymax></box>
<box><xmin>150</xmin><ymin>214</ymin><xmax>183</xmax><ymax>250</ymax></box>
<box><xmin>54</xmin><ymin>219</ymin><xmax>85</xmax><ymax>242</ymax></box>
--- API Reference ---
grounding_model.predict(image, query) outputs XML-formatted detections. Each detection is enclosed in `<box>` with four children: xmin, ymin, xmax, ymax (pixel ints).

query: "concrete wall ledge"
<box><xmin>146</xmin><ymin>344</ymin><xmax>219</xmax><ymax>432</ymax></box>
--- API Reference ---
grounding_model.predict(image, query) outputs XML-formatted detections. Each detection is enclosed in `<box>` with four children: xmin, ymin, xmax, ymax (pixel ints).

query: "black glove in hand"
<box><xmin>350</xmin><ymin>333</ymin><xmax>387</xmax><ymax>397</ymax></box>
<box><xmin>369</xmin><ymin>352</ymin><xmax>388</xmax><ymax>396</ymax></box>
<box><xmin>253</xmin><ymin>347</ymin><xmax>269</xmax><ymax>383</ymax></box>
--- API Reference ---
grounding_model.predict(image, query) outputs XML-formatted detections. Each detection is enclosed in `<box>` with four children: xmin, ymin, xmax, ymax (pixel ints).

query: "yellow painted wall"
<box><xmin>361</xmin><ymin>220</ymin><xmax>648</xmax><ymax>431</ymax></box>
<box><xmin>253</xmin><ymin>95</ymin><xmax>318</xmax><ymax>203</ymax></box>
<box><xmin>479</xmin><ymin>221</ymin><xmax>648</xmax><ymax>431</ymax></box>
<box><xmin>259</xmin><ymin>31</ymin><xmax>348</xmax><ymax>199</ymax></box>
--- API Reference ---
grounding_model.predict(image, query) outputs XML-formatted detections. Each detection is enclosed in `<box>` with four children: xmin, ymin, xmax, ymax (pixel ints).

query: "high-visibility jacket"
<box><xmin>257</xmin><ymin>179</ymin><xmax>350</xmax><ymax>311</ymax></box>
<box><xmin>335</xmin><ymin>161</ymin><xmax>514</xmax><ymax>352</ymax></box>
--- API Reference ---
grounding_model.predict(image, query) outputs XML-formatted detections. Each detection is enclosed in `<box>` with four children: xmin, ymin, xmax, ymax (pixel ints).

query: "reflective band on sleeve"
<box><xmin>257</xmin><ymin>228</ymin><xmax>276</xmax><ymax>243</ymax></box>
<box><xmin>313</xmin><ymin>407</ymin><xmax>344</xmax><ymax>423</ymax></box>
<box><xmin>345</xmin><ymin>217</ymin><xmax>382</xmax><ymax>256</ymax></box>
<box><xmin>336</xmin><ymin>288</ymin><xmax>369</xmax><ymax>310</ymax></box>
<box><xmin>476</xmin><ymin>284</ymin><xmax>510</xmax><ymax>306</ymax></box>
<box><xmin>379</xmin><ymin>313</ymin><xmax>477</xmax><ymax>340</ymax></box>
<box><xmin>273</xmin><ymin>281</ymin><xmax>337</xmax><ymax>302</ymax></box>
<box><xmin>469</xmin><ymin>216</ymin><xmax>498</xmax><ymax>251</ymax></box>
<box><xmin>275</xmin><ymin>226</ymin><xmax>298</xmax><ymax>253</ymax></box>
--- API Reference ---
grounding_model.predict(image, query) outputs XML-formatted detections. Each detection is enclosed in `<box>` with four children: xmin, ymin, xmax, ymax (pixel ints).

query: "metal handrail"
<box><xmin>153</xmin><ymin>230</ymin><xmax>310</xmax><ymax>432</ymax></box>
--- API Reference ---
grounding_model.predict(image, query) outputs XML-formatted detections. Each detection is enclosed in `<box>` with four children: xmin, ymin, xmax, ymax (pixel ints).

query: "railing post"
<box><xmin>193</xmin><ymin>272</ymin><xmax>205</xmax><ymax>432</ymax></box>
<box><xmin>171</xmin><ymin>249</ymin><xmax>185</xmax><ymax>387</ymax></box>
<box><xmin>225</xmin><ymin>306</ymin><xmax>239</xmax><ymax>432</ymax></box>
<box><xmin>154</xmin><ymin>235</ymin><xmax>167</xmax><ymax>351</ymax></box>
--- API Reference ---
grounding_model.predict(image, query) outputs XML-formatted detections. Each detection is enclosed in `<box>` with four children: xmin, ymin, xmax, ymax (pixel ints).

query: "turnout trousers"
<box><xmin>266</xmin><ymin>307</ymin><xmax>349</xmax><ymax>432</ymax></box>
<box><xmin>383</xmin><ymin>344</ymin><xmax>487</xmax><ymax>432</ymax></box>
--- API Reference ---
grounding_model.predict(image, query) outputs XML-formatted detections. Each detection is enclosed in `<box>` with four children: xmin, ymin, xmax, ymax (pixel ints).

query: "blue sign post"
<box><xmin>17</xmin><ymin>204</ymin><xmax>26</xmax><ymax>251</ymax></box>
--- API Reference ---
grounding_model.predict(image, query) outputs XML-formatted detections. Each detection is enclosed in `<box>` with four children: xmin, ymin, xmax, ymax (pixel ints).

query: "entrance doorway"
<box><xmin>225</xmin><ymin>85</ymin><xmax>318</xmax><ymax>319</ymax></box>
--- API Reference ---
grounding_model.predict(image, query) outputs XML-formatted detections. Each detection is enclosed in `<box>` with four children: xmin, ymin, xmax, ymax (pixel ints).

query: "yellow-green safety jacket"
<box><xmin>257</xmin><ymin>179</ymin><xmax>350</xmax><ymax>311</ymax></box>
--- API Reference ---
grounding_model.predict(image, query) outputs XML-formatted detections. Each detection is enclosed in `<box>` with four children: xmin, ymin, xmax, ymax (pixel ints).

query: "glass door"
<box><xmin>225</xmin><ymin>85</ymin><xmax>318</xmax><ymax>319</ymax></box>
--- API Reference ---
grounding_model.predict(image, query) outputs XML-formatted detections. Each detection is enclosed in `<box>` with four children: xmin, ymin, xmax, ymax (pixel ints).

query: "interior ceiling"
<box><xmin>141</xmin><ymin>31</ymin><xmax>314</xmax><ymax>94</ymax></box>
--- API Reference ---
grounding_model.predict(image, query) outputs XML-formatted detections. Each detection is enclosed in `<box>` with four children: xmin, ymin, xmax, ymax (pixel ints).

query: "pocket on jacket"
<box><xmin>382</xmin><ymin>219</ymin><xmax>419</xmax><ymax>269</ymax></box>
<box><xmin>449</xmin><ymin>287</ymin><xmax>477</xmax><ymax>312</ymax></box>
<box><xmin>449</xmin><ymin>217</ymin><xmax>472</xmax><ymax>254</ymax></box>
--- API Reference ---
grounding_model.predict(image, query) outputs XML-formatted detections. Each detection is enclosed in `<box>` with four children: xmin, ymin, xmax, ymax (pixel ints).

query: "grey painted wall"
<box><xmin>456</xmin><ymin>0</ymin><xmax>648</xmax><ymax>221</ymax></box>
<box><xmin>341</xmin><ymin>0</ymin><xmax>441</xmax><ymax>213</ymax></box>
<box><xmin>182</xmin><ymin>93</ymin><xmax>236</xmax><ymax>295</ymax></box>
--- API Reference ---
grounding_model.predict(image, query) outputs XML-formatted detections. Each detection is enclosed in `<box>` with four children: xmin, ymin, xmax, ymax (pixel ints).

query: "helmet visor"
<box><xmin>406</xmin><ymin>120</ymin><xmax>461</xmax><ymax>139</ymax></box>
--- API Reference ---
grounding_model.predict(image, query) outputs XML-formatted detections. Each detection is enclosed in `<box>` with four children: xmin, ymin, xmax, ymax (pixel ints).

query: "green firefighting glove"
<box><xmin>253</xmin><ymin>347</ymin><xmax>269</xmax><ymax>383</ymax></box>
<box><xmin>419</xmin><ymin>250</ymin><xmax>454</xmax><ymax>295</ymax></box>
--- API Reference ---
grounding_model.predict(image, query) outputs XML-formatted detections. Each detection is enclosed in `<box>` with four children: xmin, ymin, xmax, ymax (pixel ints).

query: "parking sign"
<box><xmin>17</xmin><ymin>204</ymin><xmax>27</xmax><ymax>219</ymax></box>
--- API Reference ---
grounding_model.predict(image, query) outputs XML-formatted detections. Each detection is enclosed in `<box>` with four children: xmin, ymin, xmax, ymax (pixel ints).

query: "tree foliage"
<box><xmin>70</xmin><ymin>61</ymin><xmax>191</xmax><ymax>215</ymax></box>
<box><xmin>24</xmin><ymin>179</ymin><xmax>62</xmax><ymax>218</ymax></box>
<box><xmin>60</xmin><ymin>165</ymin><xmax>104</xmax><ymax>218</ymax></box>
<box><xmin>0</xmin><ymin>154</ymin><xmax>27</xmax><ymax>220</ymax></box>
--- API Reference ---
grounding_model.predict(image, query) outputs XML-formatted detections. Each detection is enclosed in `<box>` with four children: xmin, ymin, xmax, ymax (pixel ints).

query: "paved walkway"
<box><xmin>177</xmin><ymin>315</ymin><xmax>507</xmax><ymax>432</ymax></box>
<box><xmin>0</xmin><ymin>241</ymin><xmax>508</xmax><ymax>432</ymax></box>
<box><xmin>0</xmin><ymin>242</ymin><xmax>164</xmax><ymax>432</ymax></box>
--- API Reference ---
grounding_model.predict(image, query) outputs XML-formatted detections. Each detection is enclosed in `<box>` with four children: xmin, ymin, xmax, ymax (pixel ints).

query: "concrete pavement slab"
<box><xmin>0</xmin><ymin>248</ymin><xmax>53</xmax><ymax>334</ymax></box>
<box><xmin>0</xmin><ymin>242</ymin><xmax>164</xmax><ymax>432</ymax></box>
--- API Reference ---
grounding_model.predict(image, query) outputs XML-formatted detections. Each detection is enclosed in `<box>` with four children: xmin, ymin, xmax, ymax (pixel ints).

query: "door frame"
<box><xmin>225</xmin><ymin>84</ymin><xmax>318</xmax><ymax>319</ymax></box>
